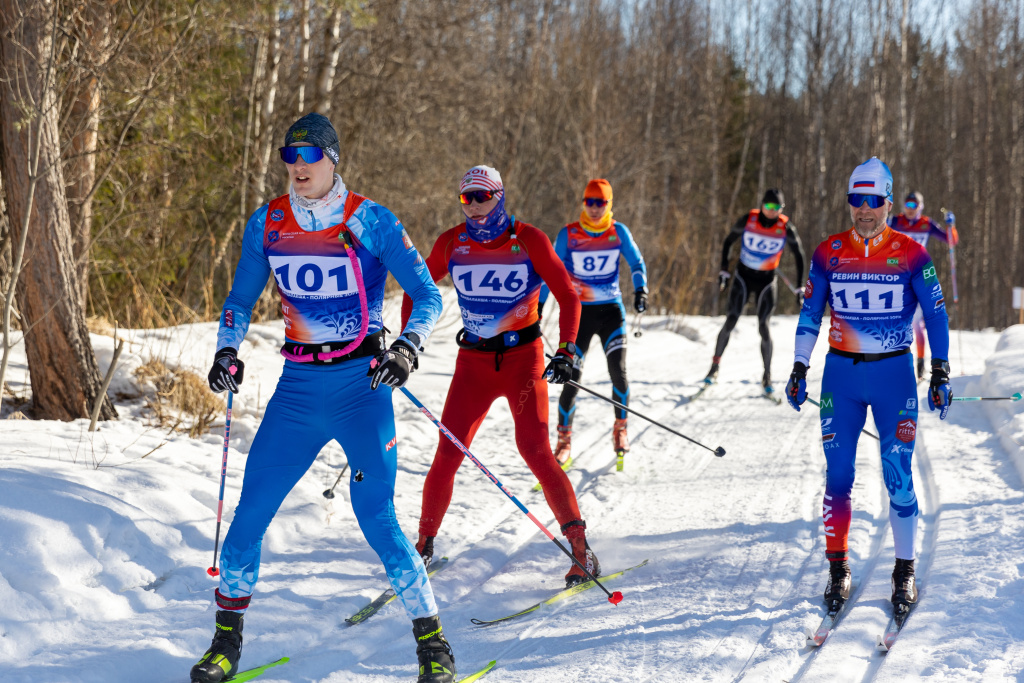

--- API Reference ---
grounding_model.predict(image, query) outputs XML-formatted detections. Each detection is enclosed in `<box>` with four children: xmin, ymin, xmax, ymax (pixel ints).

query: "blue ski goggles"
<box><xmin>847</xmin><ymin>193</ymin><xmax>887</xmax><ymax>209</ymax></box>
<box><xmin>279</xmin><ymin>146</ymin><xmax>326</xmax><ymax>164</ymax></box>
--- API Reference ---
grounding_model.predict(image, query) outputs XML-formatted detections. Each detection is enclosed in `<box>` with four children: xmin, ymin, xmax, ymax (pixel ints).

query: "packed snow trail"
<box><xmin>1</xmin><ymin>305</ymin><xmax>1022</xmax><ymax>681</ymax></box>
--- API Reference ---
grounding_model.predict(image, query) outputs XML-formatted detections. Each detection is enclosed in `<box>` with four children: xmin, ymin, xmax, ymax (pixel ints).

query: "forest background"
<box><xmin>1</xmin><ymin>0</ymin><xmax>1023</xmax><ymax>420</ymax></box>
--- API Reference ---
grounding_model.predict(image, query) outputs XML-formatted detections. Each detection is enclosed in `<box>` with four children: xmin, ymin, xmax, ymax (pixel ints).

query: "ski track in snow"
<box><xmin>0</xmin><ymin>303</ymin><xmax>1022</xmax><ymax>682</ymax></box>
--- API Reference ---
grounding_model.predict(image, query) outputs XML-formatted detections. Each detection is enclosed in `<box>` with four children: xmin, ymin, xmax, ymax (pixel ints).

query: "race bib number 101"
<box><xmin>269</xmin><ymin>254</ymin><xmax>356</xmax><ymax>297</ymax></box>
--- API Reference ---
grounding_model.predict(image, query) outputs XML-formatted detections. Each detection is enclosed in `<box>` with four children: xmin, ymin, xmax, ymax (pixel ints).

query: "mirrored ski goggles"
<box><xmin>583</xmin><ymin>198</ymin><xmax>609</xmax><ymax>208</ymax></box>
<box><xmin>904</xmin><ymin>200</ymin><xmax>919</xmax><ymax>209</ymax></box>
<box><xmin>847</xmin><ymin>193</ymin><xmax>887</xmax><ymax>209</ymax></box>
<box><xmin>279</xmin><ymin>146</ymin><xmax>326</xmax><ymax>164</ymax></box>
<box><xmin>459</xmin><ymin>189</ymin><xmax>498</xmax><ymax>205</ymax></box>
<box><xmin>762</xmin><ymin>202</ymin><xmax>782</xmax><ymax>212</ymax></box>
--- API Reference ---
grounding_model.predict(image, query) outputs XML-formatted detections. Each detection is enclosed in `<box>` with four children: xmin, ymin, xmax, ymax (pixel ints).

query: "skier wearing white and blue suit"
<box><xmin>192</xmin><ymin>113</ymin><xmax>457</xmax><ymax>683</ymax></box>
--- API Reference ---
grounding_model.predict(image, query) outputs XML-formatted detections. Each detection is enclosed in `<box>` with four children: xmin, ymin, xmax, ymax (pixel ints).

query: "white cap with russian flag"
<box><xmin>847</xmin><ymin>157</ymin><xmax>893</xmax><ymax>199</ymax></box>
<box><xmin>460</xmin><ymin>165</ymin><xmax>503</xmax><ymax>193</ymax></box>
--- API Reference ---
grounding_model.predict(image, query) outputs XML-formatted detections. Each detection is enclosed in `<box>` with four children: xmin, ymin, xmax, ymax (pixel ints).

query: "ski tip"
<box><xmin>714</xmin><ymin>446</ymin><xmax>726</xmax><ymax>458</ymax></box>
<box><xmin>207</xmin><ymin>567</ymin><xmax>219</xmax><ymax>577</ymax></box>
<box><xmin>608</xmin><ymin>591</ymin><xmax>624</xmax><ymax>605</ymax></box>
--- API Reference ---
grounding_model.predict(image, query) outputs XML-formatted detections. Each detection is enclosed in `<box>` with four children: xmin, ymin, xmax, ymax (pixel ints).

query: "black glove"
<box><xmin>544</xmin><ymin>344</ymin><xmax>576</xmax><ymax>384</ymax></box>
<box><xmin>634</xmin><ymin>288</ymin><xmax>648</xmax><ymax>313</ymax></box>
<box><xmin>367</xmin><ymin>336</ymin><xmax>419</xmax><ymax>390</ymax></box>
<box><xmin>929</xmin><ymin>359</ymin><xmax>953</xmax><ymax>420</ymax></box>
<box><xmin>718</xmin><ymin>270</ymin><xmax>731</xmax><ymax>291</ymax></box>
<box><xmin>785</xmin><ymin>361</ymin><xmax>808</xmax><ymax>411</ymax></box>
<box><xmin>537</xmin><ymin>298</ymin><xmax>546</xmax><ymax>320</ymax></box>
<box><xmin>208</xmin><ymin>347</ymin><xmax>244</xmax><ymax>393</ymax></box>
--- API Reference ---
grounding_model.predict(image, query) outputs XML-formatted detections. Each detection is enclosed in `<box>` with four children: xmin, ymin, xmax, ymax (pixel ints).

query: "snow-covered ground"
<box><xmin>2</xmin><ymin>296</ymin><xmax>1022</xmax><ymax>682</ymax></box>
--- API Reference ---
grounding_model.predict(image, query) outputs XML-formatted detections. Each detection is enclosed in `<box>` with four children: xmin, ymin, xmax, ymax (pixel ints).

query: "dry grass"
<box><xmin>134</xmin><ymin>359</ymin><xmax>224</xmax><ymax>437</ymax></box>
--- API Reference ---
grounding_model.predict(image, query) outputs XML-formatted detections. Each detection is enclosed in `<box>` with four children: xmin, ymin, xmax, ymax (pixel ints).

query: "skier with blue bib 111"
<box><xmin>194</xmin><ymin>112</ymin><xmax>457</xmax><ymax>683</ymax></box>
<box><xmin>784</xmin><ymin>157</ymin><xmax>953</xmax><ymax>618</ymax></box>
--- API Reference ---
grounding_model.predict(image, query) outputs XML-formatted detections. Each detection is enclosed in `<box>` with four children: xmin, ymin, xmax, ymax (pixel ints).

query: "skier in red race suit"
<box><xmin>400</xmin><ymin>165</ymin><xmax>601</xmax><ymax>588</ymax></box>
<box><xmin>886</xmin><ymin>191</ymin><xmax>959</xmax><ymax>379</ymax></box>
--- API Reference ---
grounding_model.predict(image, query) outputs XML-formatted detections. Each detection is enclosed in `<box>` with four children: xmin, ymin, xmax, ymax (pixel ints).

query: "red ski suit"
<box><xmin>401</xmin><ymin>220</ymin><xmax>583</xmax><ymax>537</ymax></box>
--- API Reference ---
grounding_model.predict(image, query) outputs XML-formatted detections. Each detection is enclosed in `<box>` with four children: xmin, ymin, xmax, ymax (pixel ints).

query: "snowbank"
<box><xmin>978</xmin><ymin>324</ymin><xmax>1024</xmax><ymax>480</ymax></box>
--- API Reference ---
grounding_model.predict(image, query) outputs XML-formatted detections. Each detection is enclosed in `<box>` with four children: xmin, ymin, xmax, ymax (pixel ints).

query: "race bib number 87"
<box><xmin>570</xmin><ymin>249</ymin><xmax>618</xmax><ymax>277</ymax></box>
<box><xmin>269</xmin><ymin>254</ymin><xmax>356</xmax><ymax>298</ymax></box>
<box><xmin>829</xmin><ymin>282</ymin><xmax>904</xmax><ymax>314</ymax></box>
<box><xmin>452</xmin><ymin>264</ymin><xmax>529</xmax><ymax>299</ymax></box>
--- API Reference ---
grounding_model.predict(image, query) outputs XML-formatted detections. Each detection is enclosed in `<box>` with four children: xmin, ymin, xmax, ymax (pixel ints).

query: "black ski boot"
<box><xmin>413</xmin><ymin>615</ymin><xmax>456</xmax><ymax>682</ymax></box>
<box><xmin>891</xmin><ymin>558</ymin><xmax>918</xmax><ymax>607</ymax></box>
<box><xmin>190</xmin><ymin>610</ymin><xmax>243</xmax><ymax>683</ymax></box>
<box><xmin>416</xmin><ymin>535</ymin><xmax>435</xmax><ymax>569</ymax></box>
<box><xmin>916</xmin><ymin>357</ymin><xmax>925</xmax><ymax>380</ymax></box>
<box><xmin>704</xmin><ymin>359</ymin><xmax>720</xmax><ymax>383</ymax></box>
<box><xmin>823</xmin><ymin>553</ymin><xmax>852</xmax><ymax>611</ymax></box>
<box><xmin>562</xmin><ymin>519</ymin><xmax>601</xmax><ymax>588</ymax></box>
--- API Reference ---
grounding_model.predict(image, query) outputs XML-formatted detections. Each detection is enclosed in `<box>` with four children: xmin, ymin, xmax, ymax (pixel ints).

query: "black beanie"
<box><xmin>762</xmin><ymin>188</ymin><xmax>785</xmax><ymax>207</ymax></box>
<box><xmin>284</xmin><ymin>113</ymin><xmax>341</xmax><ymax>164</ymax></box>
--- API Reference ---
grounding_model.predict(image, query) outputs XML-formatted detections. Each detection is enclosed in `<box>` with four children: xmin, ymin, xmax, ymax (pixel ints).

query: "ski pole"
<box><xmin>953</xmin><ymin>392</ymin><xmax>1022</xmax><ymax>402</ymax></box>
<box><xmin>546</xmin><ymin>355</ymin><xmax>726</xmax><ymax>457</ymax></box>
<box><xmin>806</xmin><ymin>396</ymin><xmax>879</xmax><ymax>441</ymax></box>
<box><xmin>776</xmin><ymin>270</ymin><xmax>802</xmax><ymax>296</ymax></box>
<box><xmin>208</xmin><ymin>390</ymin><xmax>234</xmax><ymax>577</ymax></box>
<box><xmin>323</xmin><ymin>463</ymin><xmax>350</xmax><ymax>499</ymax></box>
<box><xmin>631</xmin><ymin>310</ymin><xmax>645</xmax><ymax>338</ymax></box>
<box><xmin>940</xmin><ymin>207</ymin><xmax>964</xmax><ymax>373</ymax></box>
<box><xmin>398</xmin><ymin>386</ymin><xmax>624</xmax><ymax>605</ymax></box>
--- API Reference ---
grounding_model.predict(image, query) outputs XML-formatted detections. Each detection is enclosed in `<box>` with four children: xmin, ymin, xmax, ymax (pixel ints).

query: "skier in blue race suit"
<box><xmin>784</xmin><ymin>157</ymin><xmax>953</xmax><ymax>620</ymax></box>
<box><xmin>193</xmin><ymin>113</ymin><xmax>457</xmax><ymax>683</ymax></box>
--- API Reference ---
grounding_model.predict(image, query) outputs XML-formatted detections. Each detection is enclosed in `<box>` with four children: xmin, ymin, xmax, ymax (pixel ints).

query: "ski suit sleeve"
<box><xmin>909</xmin><ymin>247</ymin><xmax>951</xmax><ymax>360</ymax></box>
<box><xmin>615</xmin><ymin>223</ymin><xmax>648</xmax><ymax>291</ymax></box>
<box><xmin>216</xmin><ymin>206</ymin><xmax>271</xmax><ymax>352</ymax></box>
<box><xmin>537</xmin><ymin>227</ymin><xmax>568</xmax><ymax>306</ymax></box>
<box><xmin>928</xmin><ymin>217</ymin><xmax>959</xmax><ymax>246</ymax></box>
<box><xmin>368</xmin><ymin>205</ymin><xmax>443</xmax><ymax>346</ymax></box>
<box><xmin>720</xmin><ymin>215</ymin><xmax>747</xmax><ymax>272</ymax></box>
<box><xmin>521</xmin><ymin>225</ymin><xmax>580</xmax><ymax>344</ymax></box>
<box><xmin>785</xmin><ymin>223</ymin><xmax>806</xmax><ymax>285</ymax></box>
<box><xmin>793</xmin><ymin>243</ymin><xmax>830</xmax><ymax>367</ymax></box>
<box><xmin>400</xmin><ymin>230</ymin><xmax>453</xmax><ymax>331</ymax></box>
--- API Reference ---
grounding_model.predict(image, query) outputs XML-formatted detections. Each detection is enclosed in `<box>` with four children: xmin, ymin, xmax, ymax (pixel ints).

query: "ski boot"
<box><xmin>562</xmin><ymin>520</ymin><xmax>600</xmax><ymax>588</ymax></box>
<box><xmin>823</xmin><ymin>552</ymin><xmax>852</xmax><ymax>612</ymax></box>
<box><xmin>416</xmin><ymin>535</ymin><xmax>435</xmax><ymax>569</ymax></box>
<box><xmin>413</xmin><ymin>615</ymin><xmax>456</xmax><ymax>682</ymax></box>
<box><xmin>762</xmin><ymin>371</ymin><xmax>780</xmax><ymax>403</ymax></box>
<box><xmin>704</xmin><ymin>358</ymin><xmax>720</xmax><ymax>384</ymax></box>
<box><xmin>190</xmin><ymin>610</ymin><xmax>243</xmax><ymax>683</ymax></box>
<box><xmin>916</xmin><ymin>357</ymin><xmax>925</xmax><ymax>381</ymax></box>
<box><xmin>613</xmin><ymin>418</ymin><xmax>629</xmax><ymax>471</ymax></box>
<box><xmin>891</xmin><ymin>558</ymin><xmax>918</xmax><ymax>608</ymax></box>
<box><xmin>554</xmin><ymin>425</ymin><xmax>572</xmax><ymax>467</ymax></box>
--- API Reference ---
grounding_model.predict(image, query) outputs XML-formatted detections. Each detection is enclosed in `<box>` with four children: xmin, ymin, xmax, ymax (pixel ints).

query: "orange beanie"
<box><xmin>583</xmin><ymin>179</ymin><xmax>613</xmax><ymax>201</ymax></box>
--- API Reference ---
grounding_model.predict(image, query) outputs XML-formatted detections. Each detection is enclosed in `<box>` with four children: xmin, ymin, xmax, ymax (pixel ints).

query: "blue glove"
<box><xmin>785</xmin><ymin>362</ymin><xmax>808</xmax><ymax>411</ymax></box>
<box><xmin>945</xmin><ymin>211</ymin><xmax>955</xmax><ymax>225</ymax></box>
<box><xmin>929</xmin><ymin>359</ymin><xmax>952</xmax><ymax>420</ymax></box>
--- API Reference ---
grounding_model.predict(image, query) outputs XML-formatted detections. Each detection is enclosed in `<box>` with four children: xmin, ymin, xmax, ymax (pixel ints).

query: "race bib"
<box><xmin>570</xmin><ymin>249</ymin><xmax>619</xmax><ymax>277</ymax></box>
<box><xmin>269</xmin><ymin>254</ymin><xmax>356</xmax><ymax>298</ymax></box>
<box><xmin>829</xmin><ymin>282</ymin><xmax>905</xmax><ymax>314</ymax></box>
<box><xmin>452</xmin><ymin>263</ymin><xmax>530</xmax><ymax>299</ymax></box>
<box><xmin>742</xmin><ymin>232</ymin><xmax>785</xmax><ymax>255</ymax></box>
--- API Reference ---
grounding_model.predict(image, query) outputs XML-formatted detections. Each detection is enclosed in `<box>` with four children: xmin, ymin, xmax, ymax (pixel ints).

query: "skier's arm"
<box><xmin>370</xmin><ymin>205</ymin><xmax>443</xmax><ymax>346</ymax></box>
<box><xmin>521</xmin><ymin>225</ymin><xmax>581</xmax><ymax>344</ymax></box>
<box><xmin>720</xmin><ymin>216</ymin><xmax>746</xmax><ymax>272</ymax></box>
<box><xmin>616</xmin><ymin>223</ymin><xmax>648</xmax><ymax>291</ymax></box>
<box><xmin>400</xmin><ymin>230</ymin><xmax>452</xmax><ymax>331</ymax></box>
<box><xmin>785</xmin><ymin>224</ymin><xmax>806</xmax><ymax>285</ymax></box>
<box><xmin>928</xmin><ymin>217</ymin><xmax>959</xmax><ymax>246</ymax></box>
<box><xmin>909</xmin><ymin>250</ymin><xmax>951</xmax><ymax>361</ymax></box>
<box><xmin>793</xmin><ymin>245</ymin><xmax>830</xmax><ymax>366</ymax></box>
<box><xmin>538</xmin><ymin>227</ymin><xmax>568</xmax><ymax>307</ymax></box>
<box><xmin>217</xmin><ymin>207</ymin><xmax>271</xmax><ymax>351</ymax></box>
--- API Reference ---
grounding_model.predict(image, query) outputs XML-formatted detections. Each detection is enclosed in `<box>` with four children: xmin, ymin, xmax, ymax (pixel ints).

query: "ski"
<box><xmin>457</xmin><ymin>659</ymin><xmax>498</xmax><ymax>682</ymax></box>
<box><xmin>224</xmin><ymin>656</ymin><xmax>289</xmax><ymax>682</ymax></box>
<box><xmin>687</xmin><ymin>379</ymin><xmax>714</xmax><ymax>402</ymax></box>
<box><xmin>533</xmin><ymin>457</ymin><xmax>573</xmax><ymax>492</ymax></box>
<box><xmin>761</xmin><ymin>386</ymin><xmax>782</xmax><ymax>405</ymax></box>
<box><xmin>470</xmin><ymin>559</ymin><xmax>649</xmax><ymax>627</ymax></box>
<box><xmin>615</xmin><ymin>449</ymin><xmax>625</xmax><ymax>472</ymax></box>
<box><xmin>877</xmin><ymin>603</ymin><xmax>913</xmax><ymax>652</ymax></box>
<box><xmin>805</xmin><ymin>598</ymin><xmax>849</xmax><ymax>647</ymax></box>
<box><xmin>345</xmin><ymin>557</ymin><xmax>450</xmax><ymax>626</ymax></box>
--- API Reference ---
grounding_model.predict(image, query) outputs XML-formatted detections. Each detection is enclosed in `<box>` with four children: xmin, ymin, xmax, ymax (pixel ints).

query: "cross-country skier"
<box><xmin>705</xmin><ymin>189</ymin><xmax>805</xmax><ymax>398</ymax></box>
<box><xmin>784</xmin><ymin>157</ymin><xmax>953</xmax><ymax>618</ymax></box>
<box><xmin>400</xmin><ymin>165</ymin><xmax>600</xmax><ymax>588</ymax></box>
<box><xmin>536</xmin><ymin>179</ymin><xmax>648</xmax><ymax>466</ymax></box>
<box><xmin>195</xmin><ymin>113</ymin><xmax>457</xmax><ymax>683</ymax></box>
<box><xmin>887</xmin><ymin>191</ymin><xmax>959</xmax><ymax>379</ymax></box>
